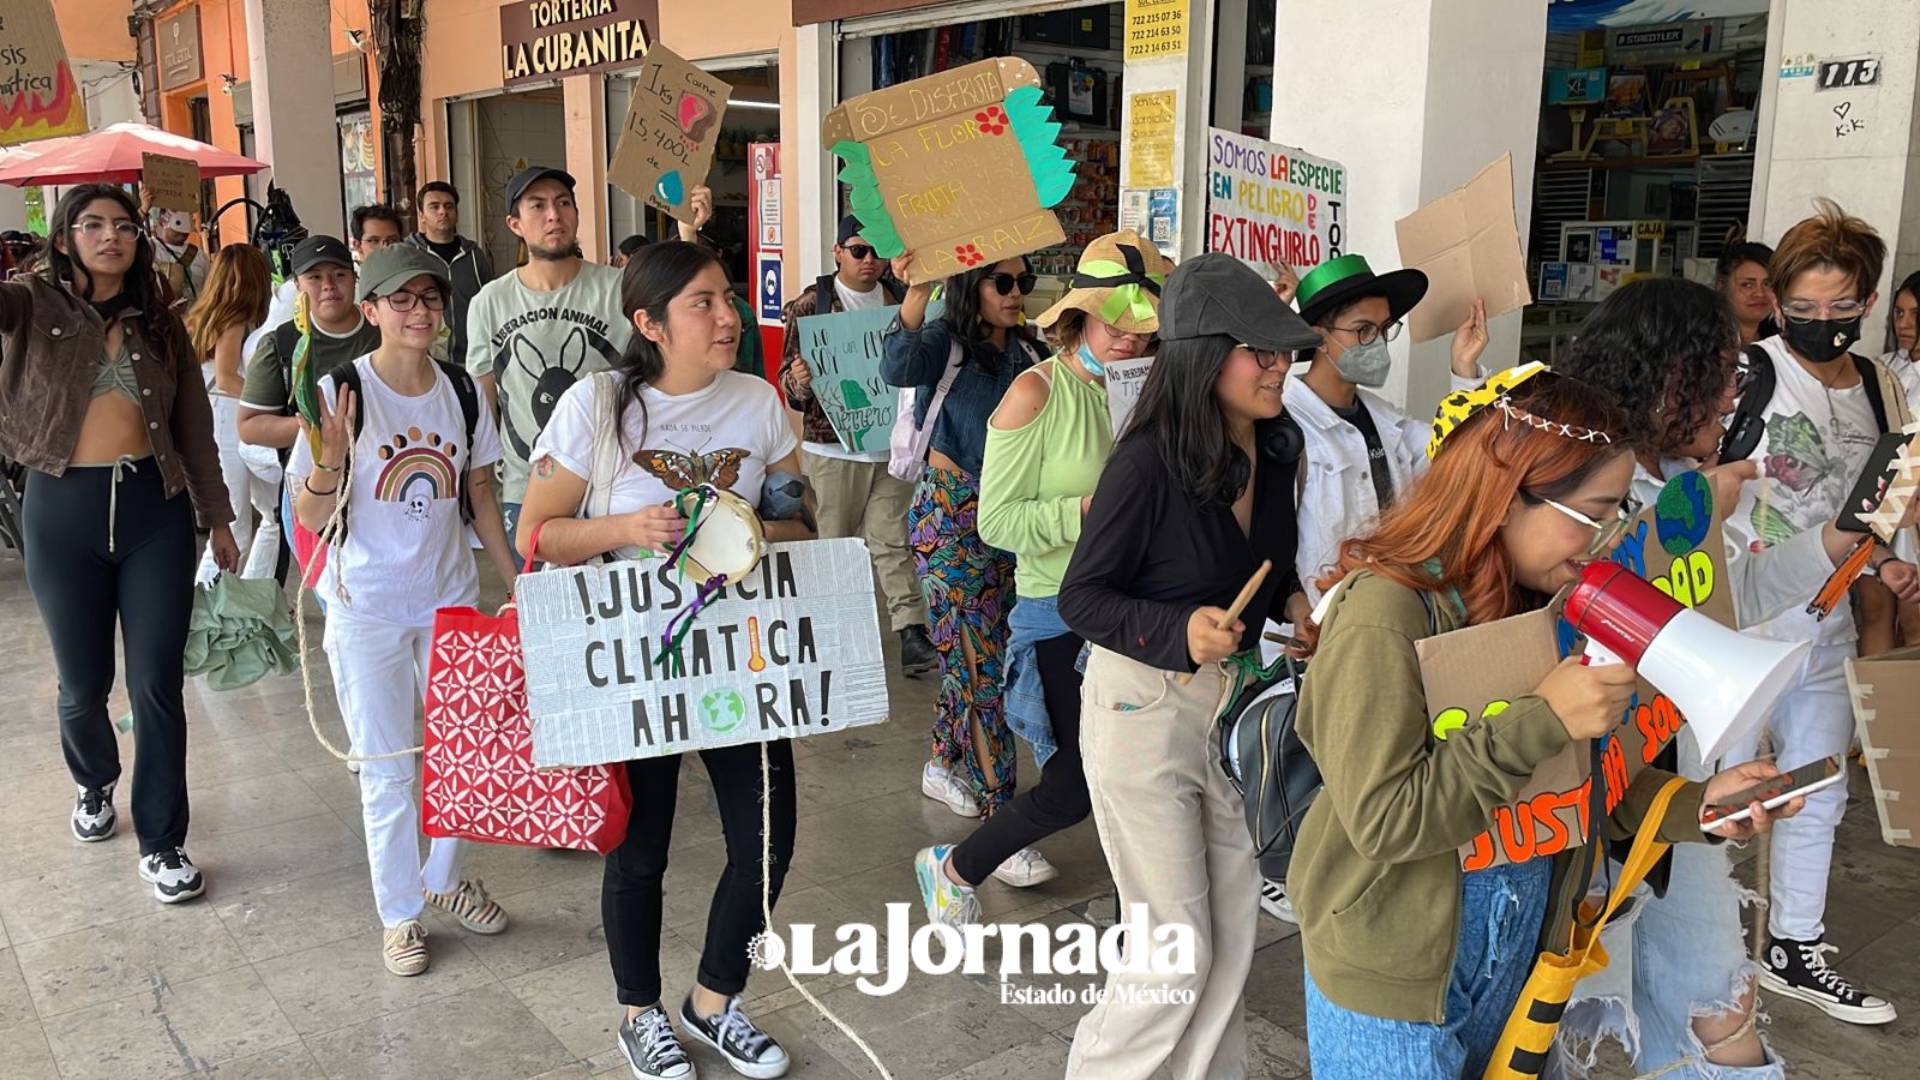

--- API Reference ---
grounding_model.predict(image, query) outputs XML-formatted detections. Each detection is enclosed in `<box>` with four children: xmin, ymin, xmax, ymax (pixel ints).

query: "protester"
<box><xmin>350</xmin><ymin>204</ymin><xmax>406</xmax><ymax>264</ymax></box>
<box><xmin>148</xmin><ymin>206</ymin><xmax>207</xmax><ymax>304</ymax></box>
<box><xmin>0</xmin><ymin>184</ymin><xmax>238</xmax><ymax>903</ymax></box>
<box><xmin>464</xmin><ymin>166</ymin><xmax>628</xmax><ymax>559</ymax></box>
<box><xmin>1054</xmin><ymin>253</ymin><xmax>1318</xmax><ymax>1078</ymax></box>
<box><xmin>290</xmin><ymin>245</ymin><xmax>518</xmax><ymax>977</ymax></box>
<box><xmin>1718</xmin><ymin>200</ymin><xmax>1909</xmax><ymax>1025</ymax></box>
<box><xmin>185</xmin><ymin>243</ymin><xmax>282</xmax><ymax>582</ymax></box>
<box><xmin>1716</xmin><ymin>241</ymin><xmax>1778</xmax><ymax>346</ymax></box>
<box><xmin>883</xmin><ymin>253</ymin><xmax>1043</xmax><ymax>823</ymax></box>
<box><xmin>914</xmin><ymin>230</ymin><xmax>1166</xmax><ymax>921</ymax></box>
<box><xmin>612</xmin><ymin>234</ymin><xmax>647</xmax><ymax>269</ymax></box>
<box><xmin>515</xmin><ymin>241</ymin><xmax>809</xmax><ymax>1080</ymax></box>
<box><xmin>407</xmin><ymin>181</ymin><xmax>495</xmax><ymax>364</ymax></box>
<box><xmin>1884</xmin><ymin>268</ymin><xmax>1920</xmax><ymax>389</ymax></box>
<box><xmin>1292</xmin><ymin>365</ymin><xmax>1798</xmax><ymax>1078</ymax></box>
<box><xmin>781</xmin><ymin>214</ymin><xmax>934</xmax><ymax>676</ymax></box>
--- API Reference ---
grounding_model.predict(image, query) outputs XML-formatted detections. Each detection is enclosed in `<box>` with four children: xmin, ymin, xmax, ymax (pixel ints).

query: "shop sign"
<box><xmin>0</xmin><ymin>0</ymin><xmax>89</xmax><ymax>146</ymax></box>
<box><xmin>1205</xmin><ymin>128</ymin><xmax>1346</xmax><ymax>275</ymax></box>
<box><xmin>1606</xmin><ymin>19</ymin><xmax>1718</xmax><ymax>63</ymax></box>
<box><xmin>500</xmin><ymin>0</ymin><xmax>657</xmax><ymax>88</ymax></box>
<box><xmin>1123</xmin><ymin>0</ymin><xmax>1187</xmax><ymax>61</ymax></box>
<box><xmin>1125</xmin><ymin>90</ymin><xmax>1176</xmax><ymax>189</ymax></box>
<box><xmin>157</xmin><ymin>6</ymin><xmax>204</xmax><ymax>91</ymax></box>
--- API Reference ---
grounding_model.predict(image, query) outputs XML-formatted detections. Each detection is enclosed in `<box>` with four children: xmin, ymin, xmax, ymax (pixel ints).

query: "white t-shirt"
<box><xmin>532</xmin><ymin>369</ymin><xmax>799</xmax><ymax>556</ymax></box>
<box><xmin>1725</xmin><ymin>336</ymin><xmax>1882</xmax><ymax>645</ymax></box>
<box><xmin>241</xmin><ymin>279</ymin><xmax>299</xmax><ymax>370</ymax></box>
<box><xmin>289</xmin><ymin>355</ymin><xmax>505</xmax><ymax>625</ymax></box>
<box><xmin>805</xmin><ymin>278</ymin><xmax>891</xmax><ymax>464</ymax></box>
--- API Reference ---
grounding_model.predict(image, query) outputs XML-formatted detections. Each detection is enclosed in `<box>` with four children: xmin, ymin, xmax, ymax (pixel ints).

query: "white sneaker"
<box><xmin>992</xmin><ymin>847</ymin><xmax>1058</xmax><ymax>888</ymax></box>
<box><xmin>138</xmin><ymin>847</ymin><xmax>206</xmax><ymax>904</ymax></box>
<box><xmin>921</xmin><ymin>761</ymin><xmax>980</xmax><ymax>817</ymax></box>
<box><xmin>1259</xmin><ymin>878</ymin><xmax>1296</xmax><ymax>924</ymax></box>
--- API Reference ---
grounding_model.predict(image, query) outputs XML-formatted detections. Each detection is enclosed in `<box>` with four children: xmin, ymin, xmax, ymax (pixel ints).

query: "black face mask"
<box><xmin>1781</xmin><ymin>314</ymin><xmax>1862</xmax><ymax>363</ymax></box>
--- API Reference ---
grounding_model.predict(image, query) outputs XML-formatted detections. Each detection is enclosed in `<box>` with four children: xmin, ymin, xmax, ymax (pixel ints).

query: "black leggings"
<box><xmin>24</xmin><ymin>461</ymin><xmax>197</xmax><ymax>855</ymax></box>
<box><xmin>604</xmin><ymin>739</ymin><xmax>797</xmax><ymax>1006</ymax></box>
<box><xmin>951</xmin><ymin>631</ymin><xmax>1090</xmax><ymax>885</ymax></box>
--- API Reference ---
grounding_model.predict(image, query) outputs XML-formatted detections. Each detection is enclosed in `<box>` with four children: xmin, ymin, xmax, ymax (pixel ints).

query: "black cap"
<box><xmin>505</xmin><ymin>166</ymin><xmax>576</xmax><ymax>213</ymax></box>
<box><xmin>1158</xmin><ymin>254</ymin><xmax>1321</xmax><ymax>351</ymax></box>
<box><xmin>836</xmin><ymin>214</ymin><xmax>866</xmax><ymax>246</ymax></box>
<box><xmin>289</xmin><ymin>235</ymin><xmax>353</xmax><ymax>276</ymax></box>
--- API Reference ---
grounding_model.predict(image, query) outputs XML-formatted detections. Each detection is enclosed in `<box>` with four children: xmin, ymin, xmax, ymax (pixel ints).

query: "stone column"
<box><xmin>245</xmin><ymin>0</ymin><xmax>344</xmax><ymax>238</ymax></box>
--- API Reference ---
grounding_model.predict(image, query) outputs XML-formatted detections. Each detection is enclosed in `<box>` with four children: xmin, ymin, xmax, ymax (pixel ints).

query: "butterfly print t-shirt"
<box><xmin>464</xmin><ymin>261</ymin><xmax>630</xmax><ymax>505</ymax></box>
<box><xmin>289</xmin><ymin>355</ymin><xmax>505</xmax><ymax>626</ymax></box>
<box><xmin>532</xmin><ymin>369</ymin><xmax>799</xmax><ymax>559</ymax></box>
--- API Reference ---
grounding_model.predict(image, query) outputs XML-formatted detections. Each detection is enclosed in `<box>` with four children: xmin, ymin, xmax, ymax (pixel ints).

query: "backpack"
<box><xmin>887</xmin><ymin>335</ymin><xmax>1042</xmax><ymax>483</ymax></box>
<box><xmin>325</xmin><ymin>359</ymin><xmax>482</xmax><ymax>543</ymax></box>
<box><xmin>1719</xmin><ymin>343</ymin><xmax>1903</xmax><ymax>462</ymax></box>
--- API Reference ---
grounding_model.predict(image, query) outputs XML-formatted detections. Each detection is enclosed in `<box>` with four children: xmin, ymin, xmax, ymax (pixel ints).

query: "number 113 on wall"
<box><xmin>1816</xmin><ymin>56</ymin><xmax>1880</xmax><ymax>91</ymax></box>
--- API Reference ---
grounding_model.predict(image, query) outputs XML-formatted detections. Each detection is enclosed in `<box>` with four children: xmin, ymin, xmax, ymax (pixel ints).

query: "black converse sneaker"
<box><xmin>679</xmin><ymin>995</ymin><xmax>790</xmax><ymax>1079</ymax></box>
<box><xmin>1761</xmin><ymin>934</ymin><xmax>1897</xmax><ymax>1025</ymax></box>
<box><xmin>138</xmin><ymin>847</ymin><xmax>206</xmax><ymax>904</ymax></box>
<box><xmin>618</xmin><ymin>1006</ymin><xmax>695</xmax><ymax>1080</ymax></box>
<box><xmin>71</xmin><ymin>782</ymin><xmax>116</xmax><ymax>842</ymax></box>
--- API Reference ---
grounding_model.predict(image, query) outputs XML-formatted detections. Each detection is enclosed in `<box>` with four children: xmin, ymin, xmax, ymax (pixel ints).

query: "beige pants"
<box><xmin>1067</xmin><ymin>646</ymin><xmax>1259</xmax><ymax>1080</ymax></box>
<box><xmin>803</xmin><ymin>450</ymin><xmax>926</xmax><ymax>632</ymax></box>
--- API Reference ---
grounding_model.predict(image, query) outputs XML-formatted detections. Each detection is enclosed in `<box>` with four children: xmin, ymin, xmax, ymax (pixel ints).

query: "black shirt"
<box><xmin>1059</xmin><ymin>425</ymin><xmax>1304</xmax><ymax>673</ymax></box>
<box><xmin>425</xmin><ymin>237</ymin><xmax>464</xmax><ymax>265</ymax></box>
<box><xmin>1331</xmin><ymin>399</ymin><xmax>1395</xmax><ymax>509</ymax></box>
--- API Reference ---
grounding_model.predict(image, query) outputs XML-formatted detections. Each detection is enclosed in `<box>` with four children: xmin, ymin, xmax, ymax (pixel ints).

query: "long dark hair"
<box><xmin>612</xmin><ymin>240</ymin><xmax>724</xmax><ymax>450</ymax></box>
<box><xmin>1561</xmin><ymin>277</ymin><xmax>1736</xmax><ymax>456</ymax></box>
<box><xmin>938</xmin><ymin>257</ymin><xmax>1036</xmax><ymax>372</ymax></box>
<box><xmin>1118</xmin><ymin>333</ymin><xmax>1268</xmax><ymax>508</ymax></box>
<box><xmin>47</xmin><ymin>184</ymin><xmax>156</xmax><ymax>308</ymax></box>
<box><xmin>1887</xmin><ymin>269</ymin><xmax>1920</xmax><ymax>356</ymax></box>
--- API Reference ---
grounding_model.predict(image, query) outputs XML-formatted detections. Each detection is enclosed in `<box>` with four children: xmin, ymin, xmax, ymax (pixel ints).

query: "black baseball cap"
<box><xmin>836</xmin><ymin>214</ymin><xmax>867</xmax><ymax>246</ymax></box>
<box><xmin>1158</xmin><ymin>253</ymin><xmax>1321</xmax><ymax>352</ymax></box>
<box><xmin>289</xmin><ymin>235</ymin><xmax>354</xmax><ymax>276</ymax></box>
<box><xmin>505</xmin><ymin>166</ymin><xmax>576</xmax><ymax>213</ymax></box>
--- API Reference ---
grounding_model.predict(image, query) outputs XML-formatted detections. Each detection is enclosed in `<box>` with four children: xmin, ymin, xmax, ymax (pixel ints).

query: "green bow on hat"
<box><xmin>1072</xmin><ymin>252</ymin><xmax>1166</xmax><ymax>326</ymax></box>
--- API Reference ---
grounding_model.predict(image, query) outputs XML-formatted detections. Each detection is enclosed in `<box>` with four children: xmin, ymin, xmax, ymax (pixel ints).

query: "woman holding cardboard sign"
<box><xmin>518</xmin><ymin>242</ymin><xmax>811</xmax><ymax>1080</ymax></box>
<box><xmin>1290</xmin><ymin>365</ymin><xmax>1799</xmax><ymax>1079</ymax></box>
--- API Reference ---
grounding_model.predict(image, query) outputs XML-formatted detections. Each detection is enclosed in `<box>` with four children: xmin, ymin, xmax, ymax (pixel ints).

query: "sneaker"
<box><xmin>71</xmin><ymin>782</ymin><xmax>116</xmax><ymax>843</ymax></box>
<box><xmin>382</xmin><ymin>919</ymin><xmax>430</xmax><ymax>977</ymax></box>
<box><xmin>915</xmin><ymin>844</ymin><xmax>980</xmax><ymax>927</ymax></box>
<box><xmin>137</xmin><ymin>847</ymin><xmax>205</xmax><ymax>904</ymax></box>
<box><xmin>898</xmin><ymin>626</ymin><xmax>938</xmax><ymax>676</ymax></box>
<box><xmin>1761</xmin><ymin>934</ymin><xmax>1896</xmax><ymax>1025</ymax></box>
<box><xmin>992</xmin><ymin>846</ymin><xmax>1058</xmax><ymax>888</ymax></box>
<box><xmin>921</xmin><ymin>761</ymin><xmax>980</xmax><ymax>818</ymax></box>
<box><xmin>679</xmin><ymin>994</ymin><xmax>790</xmax><ymax>1079</ymax></box>
<box><xmin>424</xmin><ymin>878</ymin><xmax>509</xmax><ymax>935</ymax></box>
<box><xmin>618</xmin><ymin>1005</ymin><xmax>695</xmax><ymax>1080</ymax></box>
<box><xmin>1259</xmin><ymin>878</ymin><xmax>1297</xmax><ymax>924</ymax></box>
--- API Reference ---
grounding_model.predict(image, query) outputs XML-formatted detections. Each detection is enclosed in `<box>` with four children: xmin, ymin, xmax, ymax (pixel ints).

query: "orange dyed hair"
<box><xmin>1318</xmin><ymin>373</ymin><xmax>1629</xmax><ymax>624</ymax></box>
<box><xmin>1769</xmin><ymin>197</ymin><xmax>1885</xmax><ymax>300</ymax></box>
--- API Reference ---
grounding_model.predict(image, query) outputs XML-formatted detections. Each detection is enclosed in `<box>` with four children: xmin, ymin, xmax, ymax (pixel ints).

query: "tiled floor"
<box><xmin>0</xmin><ymin>554</ymin><xmax>1912</xmax><ymax>1078</ymax></box>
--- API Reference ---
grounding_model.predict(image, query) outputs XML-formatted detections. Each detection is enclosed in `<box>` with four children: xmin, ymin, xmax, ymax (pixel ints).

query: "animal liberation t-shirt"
<box><xmin>288</xmin><ymin>356</ymin><xmax>505</xmax><ymax>626</ymax></box>
<box><xmin>464</xmin><ymin>262</ymin><xmax>630</xmax><ymax>505</ymax></box>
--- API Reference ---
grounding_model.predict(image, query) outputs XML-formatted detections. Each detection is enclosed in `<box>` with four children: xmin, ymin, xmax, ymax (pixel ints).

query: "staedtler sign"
<box><xmin>499</xmin><ymin>0</ymin><xmax>658</xmax><ymax>88</ymax></box>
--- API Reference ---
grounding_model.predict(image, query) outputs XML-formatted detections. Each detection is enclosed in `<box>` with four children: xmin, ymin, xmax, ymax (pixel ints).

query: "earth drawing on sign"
<box><xmin>700</xmin><ymin>689</ymin><xmax>746</xmax><ymax>735</ymax></box>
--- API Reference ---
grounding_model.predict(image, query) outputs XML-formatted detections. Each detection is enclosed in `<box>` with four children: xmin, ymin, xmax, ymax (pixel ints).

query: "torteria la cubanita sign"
<box><xmin>500</xmin><ymin>0</ymin><xmax>658</xmax><ymax>88</ymax></box>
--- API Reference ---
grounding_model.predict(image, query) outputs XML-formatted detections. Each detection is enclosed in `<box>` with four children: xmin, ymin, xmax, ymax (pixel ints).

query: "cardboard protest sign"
<box><xmin>608</xmin><ymin>44</ymin><xmax>730</xmax><ymax>225</ymax></box>
<box><xmin>518</xmin><ymin>539</ymin><xmax>889</xmax><ymax>767</ymax></box>
<box><xmin>141</xmin><ymin>153</ymin><xmax>201</xmax><ymax>213</ymax></box>
<box><xmin>1394</xmin><ymin>153</ymin><xmax>1533</xmax><ymax>343</ymax></box>
<box><xmin>0</xmin><ymin>0</ymin><xmax>89</xmax><ymax>146</ymax></box>
<box><xmin>1846</xmin><ymin>646</ymin><xmax>1920</xmax><ymax>847</ymax></box>
<box><xmin>822</xmin><ymin>57</ymin><xmax>1077</xmax><ymax>285</ymax></box>
<box><xmin>1104</xmin><ymin>356</ymin><xmax>1152</xmax><ymax>436</ymax></box>
<box><xmin>1419</xmin><ymin>470</ymin><xmax>1735</xmax><ymax>869</ymax></box>
<box><xmin>794</xmin><ymin>306</ymin><xmax>898</xmax><ymax>454</ymax></box>
<box><xmin>1840</xmin><ymin>428</ymin><xmax>1920</xmax><ymax>540</ymax></box>
<box><xmin>1205</xmin><ymin>129</ymin><xmax>1347</xmax><ymax>274</ymax></box>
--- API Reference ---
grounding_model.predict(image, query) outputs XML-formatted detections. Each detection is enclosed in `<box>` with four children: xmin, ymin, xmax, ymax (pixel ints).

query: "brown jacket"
<box><xmin>778</xmin><ymin>272</ymin><xmax>904</xmax><ymax>446</ymax></box>
<box><xmin>0</xmin><ymin>274</ymin><xmax>231</xmax><ymax>526</ymax></box>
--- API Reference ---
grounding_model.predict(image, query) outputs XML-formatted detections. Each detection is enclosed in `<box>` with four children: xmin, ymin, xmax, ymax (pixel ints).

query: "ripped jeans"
<box><xmin>1305</xmin><ymin>858</ymin><xmax>1551</xmax><ymax>1079</ymax></box>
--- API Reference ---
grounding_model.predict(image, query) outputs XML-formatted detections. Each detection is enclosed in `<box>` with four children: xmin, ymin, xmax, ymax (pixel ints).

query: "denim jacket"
<box><xmin>881</xmin><ymin>318</ymin><xmax>1039</xmax><ymax>477</ymax></box>
<box><xmin>1004</xmin><ymin>595</ymin><xmax>1073</xmax><ymax>766</ymax></box>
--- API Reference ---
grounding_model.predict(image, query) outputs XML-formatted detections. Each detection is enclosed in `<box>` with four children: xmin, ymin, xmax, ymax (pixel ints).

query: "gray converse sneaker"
<box><xmin>679</xmin><ymin>995</ymin><xmax>789</xmax><ymax>1079</ymax></box>
<box><xmin>138</xmin><ymin>847</ymin><xmax>205</xmax><ymax>904</ymax></box>
<box><xmin>71</xmin><ymin>782</ymin><xmax>116</xmax><ymax>842</ymax></box>
<box><xmin>618</xmin><ymin>1005</ymin><xmax>695</xmax><ymax>1080</ymax></box>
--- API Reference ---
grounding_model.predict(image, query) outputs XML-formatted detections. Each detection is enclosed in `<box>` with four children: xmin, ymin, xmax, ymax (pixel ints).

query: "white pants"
<box><xmin>323</xmin><ymin>609</ymin><xmax>462</xmax><ymax>927</ymax></box>
<box><xmin>196</xmin><ymin>394</ymin><xmax>282</xmax><ymax>584</ymax></box>
<box><xmin>1724</xmin><ymin>642</ymin><xmax>1854</xmax><ymax>941</ymax></box>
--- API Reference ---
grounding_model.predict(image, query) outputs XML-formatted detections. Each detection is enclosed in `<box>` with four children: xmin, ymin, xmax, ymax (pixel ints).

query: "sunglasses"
<box><xmin>989</xmin><ymin>272</ymin><xmax>1037</xmax><ymax>296</ymax></box>
<box><xmin>844</xmin><ymin>244</ymin><xmax>878</xmax><ymax>261</ymax></box>
<box><xmin>1538</xmin><ymin>491</ymin><xmax>1643</xmax><ymax>557</ymax></box>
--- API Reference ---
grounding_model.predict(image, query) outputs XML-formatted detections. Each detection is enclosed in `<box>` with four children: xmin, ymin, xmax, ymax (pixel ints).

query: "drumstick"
<box><xmin>1178</xmin><ymin>560</ymin><xmax>1271</xmax><ymax>685</ymax></box>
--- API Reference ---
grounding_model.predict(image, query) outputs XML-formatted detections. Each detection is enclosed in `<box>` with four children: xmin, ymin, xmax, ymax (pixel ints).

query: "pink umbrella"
<box><xmin>0</xmin><ymin>123</ymin><xmax>265</xmax><ymax>187</ymax></box>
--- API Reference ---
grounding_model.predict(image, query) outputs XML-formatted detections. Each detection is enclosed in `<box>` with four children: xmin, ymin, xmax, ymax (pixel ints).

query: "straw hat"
<box><xmin>1035</xmin><ymin>229</ymin><xmax>1170</xmax><ymax>335</ymax></box>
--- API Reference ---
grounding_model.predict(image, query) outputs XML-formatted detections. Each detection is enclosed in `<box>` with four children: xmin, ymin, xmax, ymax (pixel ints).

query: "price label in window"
<box><xmin>1815</xmin><ymin>56</ymin><xmax>1881</xmax><ymax>91</ymax></box>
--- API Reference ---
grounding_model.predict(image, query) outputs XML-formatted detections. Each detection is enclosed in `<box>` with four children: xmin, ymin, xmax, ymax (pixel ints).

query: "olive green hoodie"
<box><xmin>1291</xmin><ymin>571</ymin><xmax>1711</xmax><ymax>1024</ymax></box>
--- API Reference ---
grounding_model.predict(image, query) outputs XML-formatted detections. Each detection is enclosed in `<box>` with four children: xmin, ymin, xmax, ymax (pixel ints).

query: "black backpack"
<box><xmin>324</xmin><ymin>359</ymin><xmax>482</xmax><ymax>543</ymax></box>
<box><xmin>1719</xmin><ymin>344</ymin><xmax>1892</xmax><ymax>462</ymax></box>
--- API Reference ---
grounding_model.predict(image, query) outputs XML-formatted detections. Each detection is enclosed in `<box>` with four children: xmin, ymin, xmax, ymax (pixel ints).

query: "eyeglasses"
<box><xmin>1537</xmin><ymin>491</ymin><xmax>1643</xmax><ymax>557</ymax></box>
<box><xmin>1329</xmin><ymin>319</ymin><xmax>1404</xmax><ymax>346</ymax></box>
<box><xmin>382</xmin><ymin>289</ymin><xmax>446</xmax><ymax>312</ymax></box>
<box><xmin>72</xmin><ymin>219</ymin><xmax>142</xmax><ymax>241</ymax></box>
<box><xmin>989</xmin><ymin>272</ymin><xmax>1037</xmax><ymax>296</ymax></box>
<box><xmin>1781</xmin><ymin>298</ymin><xmax>1867</xmax><ymax>322</ymax></box>
<box><xmin>844</xmin><ymin>244</ymin><xmax>878</xmax><ymax>261</ymax></box>
<box><xmin>1234</xmin><ymin>345</ymin><xmax>1289</xmax><ymax>371</ymax></box>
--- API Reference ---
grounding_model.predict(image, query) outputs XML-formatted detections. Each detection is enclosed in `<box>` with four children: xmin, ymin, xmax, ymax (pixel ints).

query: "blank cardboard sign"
<box><xmin>608</xmin><ymin>44</ymin><xmax>731</xmax><ymax>226</ymax></box>
<box><xmin>1846</xmin><ymin>647</ymin><xmax>1920</xmax><ymax>847</ymax></box>
<box><xmin>1395</xmin><ymin>153</ymin><xmax>1533</xmax><ymax>343</ymax></box>
<box><xmin>141</xmin><ymin>153</ymin><xmax>201</xmax><ymax>213</ymax></box>
<box><xmin>822</xmin><ymin>56</ymin><xmax>1076</xmax><ymax>284</ymax></box>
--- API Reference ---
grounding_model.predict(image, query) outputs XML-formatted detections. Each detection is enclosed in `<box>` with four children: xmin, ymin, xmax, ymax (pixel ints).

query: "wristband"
<box><xmin>303</xmin><ymin>477</ymin><xmax>339</xmax><ymax>498</ymax></box>
<box><xmin>314</xmin><ymin>461</ymin><xmax>342</xmax><ymax>473</ymax></box>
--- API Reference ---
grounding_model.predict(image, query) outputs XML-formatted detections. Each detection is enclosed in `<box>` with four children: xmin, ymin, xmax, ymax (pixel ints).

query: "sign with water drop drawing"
<box><xmin>608</xmin><ymin>42</ymin><xmax>731</xmax><ymax>226</ymax></box>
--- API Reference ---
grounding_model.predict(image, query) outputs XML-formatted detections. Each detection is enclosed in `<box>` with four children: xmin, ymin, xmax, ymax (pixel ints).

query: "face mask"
<box><xmin>1333</xmin><ymin>336</ymin><xmax>1392</xmax><ymax>388</ymax></box>
<box><xmin>1781</xmin><ymin>314</ymin><xmax>1862</xmax><ymax>364</ymax></box>
<box><xmin>158</xmin><ymin>211</ymin><xmax>190</xmax><ymax>237</ymax></box>
<box><xmin>1077</xmin><ymin>341</ymin><xmax>1106</xmax><ymax>377</ymax></box>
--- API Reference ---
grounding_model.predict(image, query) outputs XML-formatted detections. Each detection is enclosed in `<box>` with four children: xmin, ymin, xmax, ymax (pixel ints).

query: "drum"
<box><xmin>672</xmin><ymin>486</ymin><xmax>766</xmax><ymax>586</ymax></box>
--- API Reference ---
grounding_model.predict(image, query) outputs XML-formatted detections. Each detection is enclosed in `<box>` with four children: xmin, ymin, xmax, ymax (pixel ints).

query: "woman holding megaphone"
<box><xmin>1290</xmin><ymin>366</ymin><xmax>1802</xmax><ymax>1079</ymax></box>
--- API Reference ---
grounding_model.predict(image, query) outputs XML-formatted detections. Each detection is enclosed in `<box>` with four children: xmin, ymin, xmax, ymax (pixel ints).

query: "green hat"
<box><xmin>355</xmin><ymin>245</ymin><xmax>452</xmax><ymax>304</ymax></box>
<box><xmin>1294</xmin><ymin>253</ymin><xmax>1430</xmax><ymax>327</ymax></box>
